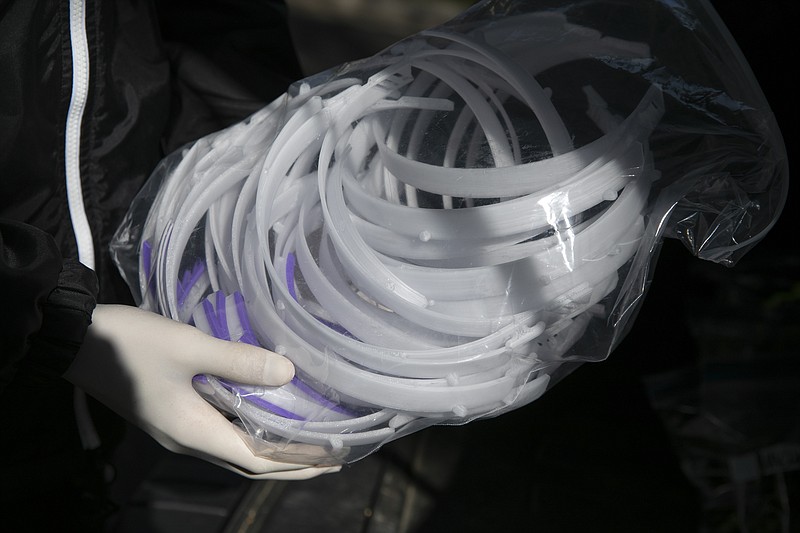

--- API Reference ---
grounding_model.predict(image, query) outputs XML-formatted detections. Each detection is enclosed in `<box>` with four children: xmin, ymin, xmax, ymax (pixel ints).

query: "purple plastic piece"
<box><xmin>202</xmin><ymin>298</ymin><xmax>229</xmax><ymax>340</ymax></box>
<box><xmin>286</xmin><ymin>252</ymin><xmax>298</xmax><ymax>301</ymax></box>
<box><xmin>218</xmin><ymin>378</ymin><xmax>306</xmax><ymax>421</ymax></box>
<box><xmin>215</xmin><ymin>291</ymin><xmax>230</xmax><ymax>341</ymax></box>
<box><xmin>177</xmin><ymin>261</ymin><xmax>205</xmax><ymax>308</ymax></box>
<box><xmin>142</xmin><ymin>240</ymin><xmax>157</xmax><ymax>297</ymax></box>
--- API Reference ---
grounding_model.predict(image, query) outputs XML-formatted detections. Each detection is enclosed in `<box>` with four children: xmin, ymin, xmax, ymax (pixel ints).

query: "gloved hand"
<box><xmin>64</xmin><ymin>304</ymin><xmax>340</xmax><ymax>480</ymax></box>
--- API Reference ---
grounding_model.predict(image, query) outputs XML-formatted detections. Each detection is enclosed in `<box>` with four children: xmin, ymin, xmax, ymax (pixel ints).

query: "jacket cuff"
<box><xmin>24</xmin><ymin>259</ymin><xmax>99</xmax><ymax>381</ymax></box>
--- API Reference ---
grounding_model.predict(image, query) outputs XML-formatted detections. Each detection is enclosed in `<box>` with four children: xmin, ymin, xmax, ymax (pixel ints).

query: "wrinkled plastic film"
<box><xmin>111</xmin><ymin>1</ymin><xmax>788</xmax><ymax>465</ymax></box>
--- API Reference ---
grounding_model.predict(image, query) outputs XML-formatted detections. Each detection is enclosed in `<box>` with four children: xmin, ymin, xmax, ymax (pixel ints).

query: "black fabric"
<box><xmin>0</xmin><ymin>1</ymin><xmax>75</xmax><ymax>255</ymax></box>
<box><xmin>0</xmin><ymin>0</ymin><xmax>301</xmax><ymax>528</ymax></box>
<box><xmin>24</xmin><ymin>257</ymin><xmax>99</xmax><ymax>381</ymax></box>
<box><xmin>155</xmin><ymin>0</ymin><xmax>304</xmax><ymax>151</ymax></box>
<box><xmin>80</xmin><ymin>0</ymin><xmax>173</xmax><ymax>305</ymax></box>
<box><xmin>0</xmin><ymin>220</ymin><xmax>63</xmax><ymax>390</ymax></box>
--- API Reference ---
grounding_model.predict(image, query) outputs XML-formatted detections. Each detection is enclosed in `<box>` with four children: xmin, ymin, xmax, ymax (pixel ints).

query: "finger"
<box><xmin>173</xmin><ymin>393</ymin><xmax>313</xmax><ymax>474</ymax></box>
<box><xmin>194</xmin><ymin>337</ymin><xmax>295</xmax><ymax>386</ymax></box>
<box><xmin>214</xmin><ymin>460</ymin><xmax>342</xmax><ymax>481</ymax></box>
<box><xmin>251</xmin><ymin>440</ymin><xmax>351</xmax><ymax>466</ymax></box>
<box><xmin>245</xmin><ymin>465</ymin><xmax>341</xmax><ymax>481</ymax></box>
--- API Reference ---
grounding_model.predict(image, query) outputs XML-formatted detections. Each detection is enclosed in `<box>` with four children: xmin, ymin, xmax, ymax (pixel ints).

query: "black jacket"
<box><xmin>0</xmin><ymin>0</ymin><xmax>301</xmax><ymax>526</ymax></box>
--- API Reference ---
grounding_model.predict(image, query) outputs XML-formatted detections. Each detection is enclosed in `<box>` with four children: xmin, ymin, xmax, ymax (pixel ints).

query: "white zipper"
<box><xmin>66</xmin><ymin>0</ymin><xmax>101</xmax><ymax>452</ymax></box>
<box><xmin>65</xmin><ymin>0</ymin><xmax>95</xmax><ymax>270</ymax></box>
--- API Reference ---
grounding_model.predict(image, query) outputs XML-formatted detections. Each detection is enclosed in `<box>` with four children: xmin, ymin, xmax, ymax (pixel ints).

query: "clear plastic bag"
<box><xmin>110</xmin><ymin>0</ymin><xmax>788</xmax><ymax>465</ymax></box>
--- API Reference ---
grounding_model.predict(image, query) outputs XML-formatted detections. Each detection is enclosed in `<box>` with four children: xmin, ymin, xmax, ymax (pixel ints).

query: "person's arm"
<box><xmin>2</xmin><ymin>220</ymin><xmax>337</xmax><ymax>479</ymax></box>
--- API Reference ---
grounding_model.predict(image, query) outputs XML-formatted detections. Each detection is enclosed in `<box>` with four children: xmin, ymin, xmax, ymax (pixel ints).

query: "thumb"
<box><xmin>194</xmin><ymin>337</ymin><xmax>295</xmax><ymax>386</ymax></box>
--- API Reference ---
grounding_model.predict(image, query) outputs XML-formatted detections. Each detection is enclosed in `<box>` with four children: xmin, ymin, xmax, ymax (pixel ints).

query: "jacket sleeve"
<box><xmin>1</xmin><ymin>219</ymin><xmax>98</xmax><ymax>392</ymax></box>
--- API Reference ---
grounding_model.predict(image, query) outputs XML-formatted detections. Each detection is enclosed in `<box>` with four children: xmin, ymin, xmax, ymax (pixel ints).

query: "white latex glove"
<box><xmin>64</xmin><ymin>304</ymin><xmax>340</xmax><ymax>480</ymax></box>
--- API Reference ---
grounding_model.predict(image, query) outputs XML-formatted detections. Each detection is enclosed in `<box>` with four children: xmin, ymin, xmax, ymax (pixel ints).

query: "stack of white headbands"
<box><xmin>131</xmin><ymin>12</ymin><xmax>665</xmax><ymax>461</ymax></box>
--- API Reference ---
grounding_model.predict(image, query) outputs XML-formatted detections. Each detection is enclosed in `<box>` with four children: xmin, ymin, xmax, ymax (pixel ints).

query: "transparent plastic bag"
<box><xmin>110</xmin><ymin>0</ymin><xmax>788</xmax><ymax>465</ymax></box>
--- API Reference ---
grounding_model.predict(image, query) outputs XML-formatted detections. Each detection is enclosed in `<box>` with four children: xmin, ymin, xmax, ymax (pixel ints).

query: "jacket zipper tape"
<box><xmin>65</xmin><ymin>0</ymin><xmax>95</xmax><ymax>270</ymax></box>
<box><xmin>66</xmin><ymin>0</ymin><xmax>101</xmax><ymax>451</ymax></box>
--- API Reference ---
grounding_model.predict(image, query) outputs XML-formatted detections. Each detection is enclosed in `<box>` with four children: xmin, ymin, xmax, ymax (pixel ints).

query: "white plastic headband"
<box><xmin>136</xmin><ymin>13</ymin><xmax>664</xmax><ymax>460</ymax></box>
